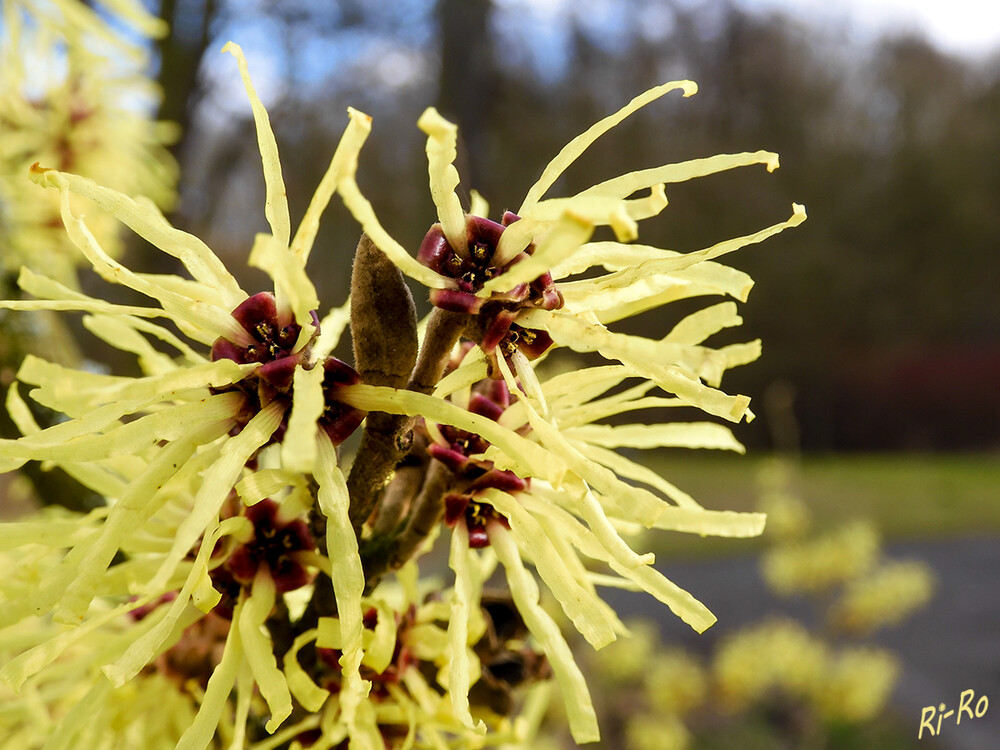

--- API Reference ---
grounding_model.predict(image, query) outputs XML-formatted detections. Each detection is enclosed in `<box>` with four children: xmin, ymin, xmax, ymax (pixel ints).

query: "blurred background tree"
<box><xmin>132</xmin><ymin>0</ymin><xmax>1000</xmax><ymax>453</ymax></box>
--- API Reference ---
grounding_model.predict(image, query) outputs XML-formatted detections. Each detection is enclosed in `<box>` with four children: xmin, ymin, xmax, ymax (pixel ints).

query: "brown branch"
<box><xmin>346</xmin><ymin>306</ymin><xmax>467</xmax><ymax>534</ymax></box>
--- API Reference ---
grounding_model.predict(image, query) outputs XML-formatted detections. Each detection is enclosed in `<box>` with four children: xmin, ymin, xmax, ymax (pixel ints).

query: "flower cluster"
<box><xmin>0</xmin><ymin>38</ymin><xmax>805</xmax><ymax>749</ymax></box>
<box><xmin>0</xmin><ymin>0</ymin><xmax>176</xmax><ymax>286</ymax></box>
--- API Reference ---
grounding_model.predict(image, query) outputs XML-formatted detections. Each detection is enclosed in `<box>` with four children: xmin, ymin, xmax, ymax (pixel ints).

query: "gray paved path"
<box><xmin>600</xmin><ymin>535</ymin><xmax>1000</xmax><ymax>750</ymax></box>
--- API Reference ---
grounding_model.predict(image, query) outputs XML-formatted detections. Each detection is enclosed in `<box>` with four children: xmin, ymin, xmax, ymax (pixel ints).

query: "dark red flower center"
<box><xmin>424</xmin><ymin>379</ymin><xmax>526</xmax><ymax>548</ymax></box>
<box><xmin>417</xmin><ymin>213</ymin><xmax>563</xmax><ymax>374</ymax></box>
<box><xmin>210</xmin><ymin>291</ymin><xmax>365</xmax><ymax>446</ymax></box>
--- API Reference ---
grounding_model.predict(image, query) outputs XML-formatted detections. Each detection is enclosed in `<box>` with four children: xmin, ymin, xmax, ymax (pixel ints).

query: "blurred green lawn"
<box><xmin>645</xmin><ymin>452</ymin><xmax>1000</xmax><ymax>559</ymax></box>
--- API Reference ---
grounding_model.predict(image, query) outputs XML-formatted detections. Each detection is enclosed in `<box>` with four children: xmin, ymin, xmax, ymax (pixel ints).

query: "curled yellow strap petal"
<box><xmin>229</xmin><ymin>659</ymin><xmax>255</xmax><ymax>750</ymax></box>
<box><xmin>432</xmin><ymin>347</ymin><xmax>488</xmax><ymax>399</ymax></box>
<box><xmin>570</xmin><ymin>440</ymin><xmax>702</xmax><ymax>510</ymax></box>
<box><xmin>608</xmin><ymin>558</ymin><xmax>717</xmax><ymax>634</ymax></box>
<box><xmin>0</xmin><ymin>391</ymin><xmax>242</xmax><ymax>473</ymax></box>
<box><xmin>3</xmin><ymin>268</ymin><xmax>164</xmax><ymax>319</ymax></box>
<box><xmin>235</xmin><ymin>468</ymin><xmax>305</xmax><ymax>507</ymax></box>
<box><xmin>485</xmin><ymin>489</ymin><xmax>617</xmax><ymax>649</ymax></box>
<box><xmin>30</xmin><ymin>167</ymin><xmax>248</xmax><ymax>345</ymax></box>
<box><xmin>336</xmin><ymin>108</ymin><xmax>454</xmax><ymax>290</ymax></box>
<box><xmin>469</xmin><ymin>189</ymin><xmax>489</xmax><ymax>218</ymax></box>
<box><xmin>339</xmin><ymin>384</ymin><xmax>565</xmax><ymax>486</ymax></box>
<box><xmin>521</xmin><ymin>309</ymin><xmax>753</xmax><ymax>422</ymax></box>
<box><xmin>519</xmin><ymin>79</ymin><xmax>697</xmax><ymax>212</ymax></box>
<box><xmin>42</xmin><ymin>676</ymin><xmax>113</xmax><ymax>750</ymax></box>
<box><xmin>482</xmin><ymin>211</ymin><xmax>593</xmax><ymax>294</ymax></box>
<box><xmin>494</xmin><ymin>356</ymin><xmax>666</xmax><ymax>537</ymax></box>
<box><xmin>280</xmin><ymin>364</ymin><xmax>325</xmax><ymax>473</ymax></box>
<box><xmin>147</xmin><ymin>399</ymin><xmax>285</xmax><ymax>595</ymax></box>
<box><xmin>651</xmin><ymin>506</ymin><xmax>767</xmax><ymax>537</ymax></box>
<box><xmin>248</xmin><ymin>232</ymin><xmax>320</xmax><ymax>338</ymax></box>
<box><xmin>518</xmin><ymin>308</ymin><xmax>728</xmax><ymax>387</ymax></box>
<box><xmin>56</xmin><ymin>423</ymin><xmax>228</xmax><ymax>623</ymax></box>
<box><xmin>362</xmin><ymin>599</ymin><xmax>398</xmax><ymax>675</ymax></box>
<box><xmin>559</xmin><ymin>203</ymin><xmax>805</xmax><ymax>286</ymax></box>
<box><xmin>0</xmin><ymin>593</ymin><xmax>154</xmax><ymax>689</ymax></box>
<box><xmin>0</xmin><ymin>516</ymin><xmax>99</xmax><ymax>552</ymax></box>
<box><xmin>417</xmin><ymin>107</ymin><xmax>468</xmax><ymax>258</ymax></box>
<box><xmin>54</xmin><ymin>359</ymin><xmax>253</xmax><ymax>416</ymax></box>
<box><xmin>561</xmin><ymin>264</ymin><xmax>754</xmax><ymax>324</ymax></box>
<box><xmin>578</xmin><ymin>150</ymin><xmax>780</xmax><ymax>200</ymax></box>
<box><xmin>222</xmin><ymin>42</ymin><xmax>291</xmax><ymax>249</ymax></box>
<box><xmin>25</xmin><ymin>169</ymin><xmax>244</xmax><ymax>308</ymax></box>
<box><xmin>533</xmin><ymin>511</ymin><xmax>630</xmax><ymax>637</ymax></box>
<box><xmin>524</xmin><ymin>188</ymin><xmax>668</xmax><ymax>239</ymax></box>
<box><xmin>565</xmin><ymin>422</ymin><xmax>745</xmax><ymax>453</ymax></box>
<box><xmin>290</xmin><ymin>110</ymin><xmax>372</xmax><ymax>263</ymax></box>
<box><xmin>315</xmin><ymin>616</ymin><xmax>342</xmax><ymax>649</ymax></box>
<box><xmin>176</xmin><ymin>597</ymin><xmax>245</xmax><ymax>750</ymax></box>
<box><xmin>284</xmin><ymin>630</ymin><xmax>330</xmax><ymax>712</ymax></box>
<box><xmin>83</xmin><ymin>314</ymin><xmax>177</xmax><ymax>374</ymax></box>
<box><xmin>489</xmin><ymin>525</ymin><xmax>600</xmax><ymax>744</ymax></box>
<box><xmin>493</xmin><ymin>215</ymin><xmax>540</xmax><ymax>266</ymax></box>
<box><xmin>105</xmin><ymin>528</ymin><xmax>215</xmax><ymax>686</ymax></box>
<box><xmin>314</xmin><ymin>432</ymin><xmax>369</xmax><ymax>726</ymax></box>
<box><xmin>240</xmin><ymin>573</ymin><xmax>293</xmax><ymax>733</ymax></box>
<box><xmin>446</xmin><ymin>523</ymin><xmax>485</xmax><ymax>732</ymax></box>
<box><xmin>666</xmin><ymin>301</ymin><xmax>743</xmax><ymax>345</ymax></box>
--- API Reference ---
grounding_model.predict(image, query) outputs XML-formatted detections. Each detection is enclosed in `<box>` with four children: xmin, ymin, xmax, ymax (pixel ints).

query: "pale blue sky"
<box><xmin>724</xmin><ymin>0</ymin><xmax>999</xmax><ymax>57</ymax></box>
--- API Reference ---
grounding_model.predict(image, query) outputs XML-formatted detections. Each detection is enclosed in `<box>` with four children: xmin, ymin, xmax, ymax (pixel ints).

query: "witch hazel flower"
<box><xmin>336</xmin><ymin>84</ymin><xmax>804</xmax><ymax>398</ymax></box>
<box><xmin>326</xmin><ymin>83</ymin><xmax>804</xmax><ymax>744</ymax></box>
<box><xmin>272</xmin><ymin>566</ymin><xmax>545</xmax><ymax>748</ymax></box>
<box><xmin>0</xmin><ymin>37</ymin><xmax>807</xmax><ymax>749</ymax></box>
<box><xmin>428</xmin><ymin>380</ymin><xmax>527</xmax><ymax>548</ymax></box>
<box><xmin>0</xmin><ymin>42</ymin><xmax>379</xmax><ymax>744</ymax></box>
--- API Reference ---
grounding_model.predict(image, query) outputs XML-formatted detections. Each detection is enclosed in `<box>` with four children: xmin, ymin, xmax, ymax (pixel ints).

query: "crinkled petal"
<box><xmin>485</xmin><ymin>489</ymin><xmax>617</xmax><ymax>649</ymax></box>
<box><xmin>610</xmin><ymin>559</ymin><xmax>716</xmax><ymax>633</ymax></box>
<box><xmin>417</xmin><ymin>107</ymin><xmax>468</xmax><ymax>258</ymax></box>
<box><xmin>314</xmin><ymin>432</ymin><xmax>370</xmax><ymax>729</ymax></box>
<box><xmin>22</xmin><ymin>169</ymin><xmax>244</xmax><ymax>308</ymax></box>
<box><xmin>339</xmin><ymin>384</ymin><xmax>566</xmax><ymax>486</ymax></box>
<box><xmin>24</xmin><ymin>357</ymin><xmax>254</xmax><ymax>417</ymax></box>
<box><xmin>147</xmin><ymin>399</ymin><xmax>285</xmax><ymax>594</ymax></box>
<box><xmin>519</xmin><ymin>80</ymin><xmax>697</xmax><ymax>212</ymax></box>
<box><xmin>234</xmin><ymin>468</ymin><xmax>306</xmax><ymax>507</ymax></box>
<box><xmin>240</xmin><ymin>572</ymin><xmax>293</xmax><ymax>733</ymax></box>
<box><xmin>0</xmin><ymin>391</ymin><xmax>243</xmax><ymax>468</ymax></box>
<box><xmin>570</xmin><ymin>440</ymin><xmax>701</xmax><ymax>510</ymax></box>
<box><xmin>0</xmin><ymin>593</ymin><xmax>156</xmax><ymax>689</ymax></box>
<box><xmin>248</xmin><ymin>232</ymin><xmax>320</xmax><ymax>339</ymax></box>
<box><xmin>564</xmin><ymin>422</ymin><xmax>745</xmax><ymax>452</ymax></box>
<box><xmin>361</xmin><ymin>599</ymin><xmax>398</xmax><ymax>674</ymax></box>
<box><xmin>578</xmin><ymin>150</ymin><xmax>779</xmax><ymax>200</ymax></box>
<box><xmin>651</xmin><ymin>506</ymin><xmax>766</xmax><ymax>537</ymax></box>
<box><xmin>336</xmin><ymin>108</ymin><xmax>454</xmax><ymax>290</ymax></box>
<box><xmin>482</xmin><ymin>210</ymin><xmax>593</xmax><ymax>294</ymax></box>
<box><xmin>289</xmin><ymin>110</ymin><xmax>372</xmax><ymax>264</ymax></box>
<box><xmin>280</xmin><ymin>364</ymin><xmax>325</xmax><ymax>473</ymax></box>
<box><xmin>446</xmin><ymin>523</ymin><xmax>485</xmax><ymax>732</ymax></box>
<box><xmin>176</xmin><ymin>598</ymin><xmax>245</xmax><ymax>750</ymax></box>
<box><xmin>561</xmin><ymin>265</ymin><xmax>754</xmax><ymax>324</ymax></box>
<box><xmin>284</xmin><ymin>629</ymin><xmax>330</xmax><ymax>712</ymax></box>
<box><xmin>55</xmin><ymin>422</ymin><xmax>230</xmax><ymax>622</ymax></box>
<box><xmin>489</xmin><ymin>525</ymin><xmax>599</xmax><ymax>744</ymax></box>
<box><xmin>222</xmin><ymin>42</ymin><xmax>291</xmax><ymax>249</ymax></box>
<box><xmin>30</xmin><ymin>166</ymin><xmax>248</xmax><ymax>345</ymax></box>
<box><xmin>519</xmin><ymin>308</ymin><xmax>731</xmax><ymax>387</ymax></box>
<box><xmin>3</xmin><ymin>267</ymin><xmax>181</xmax><ymax>320</ymax></box>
